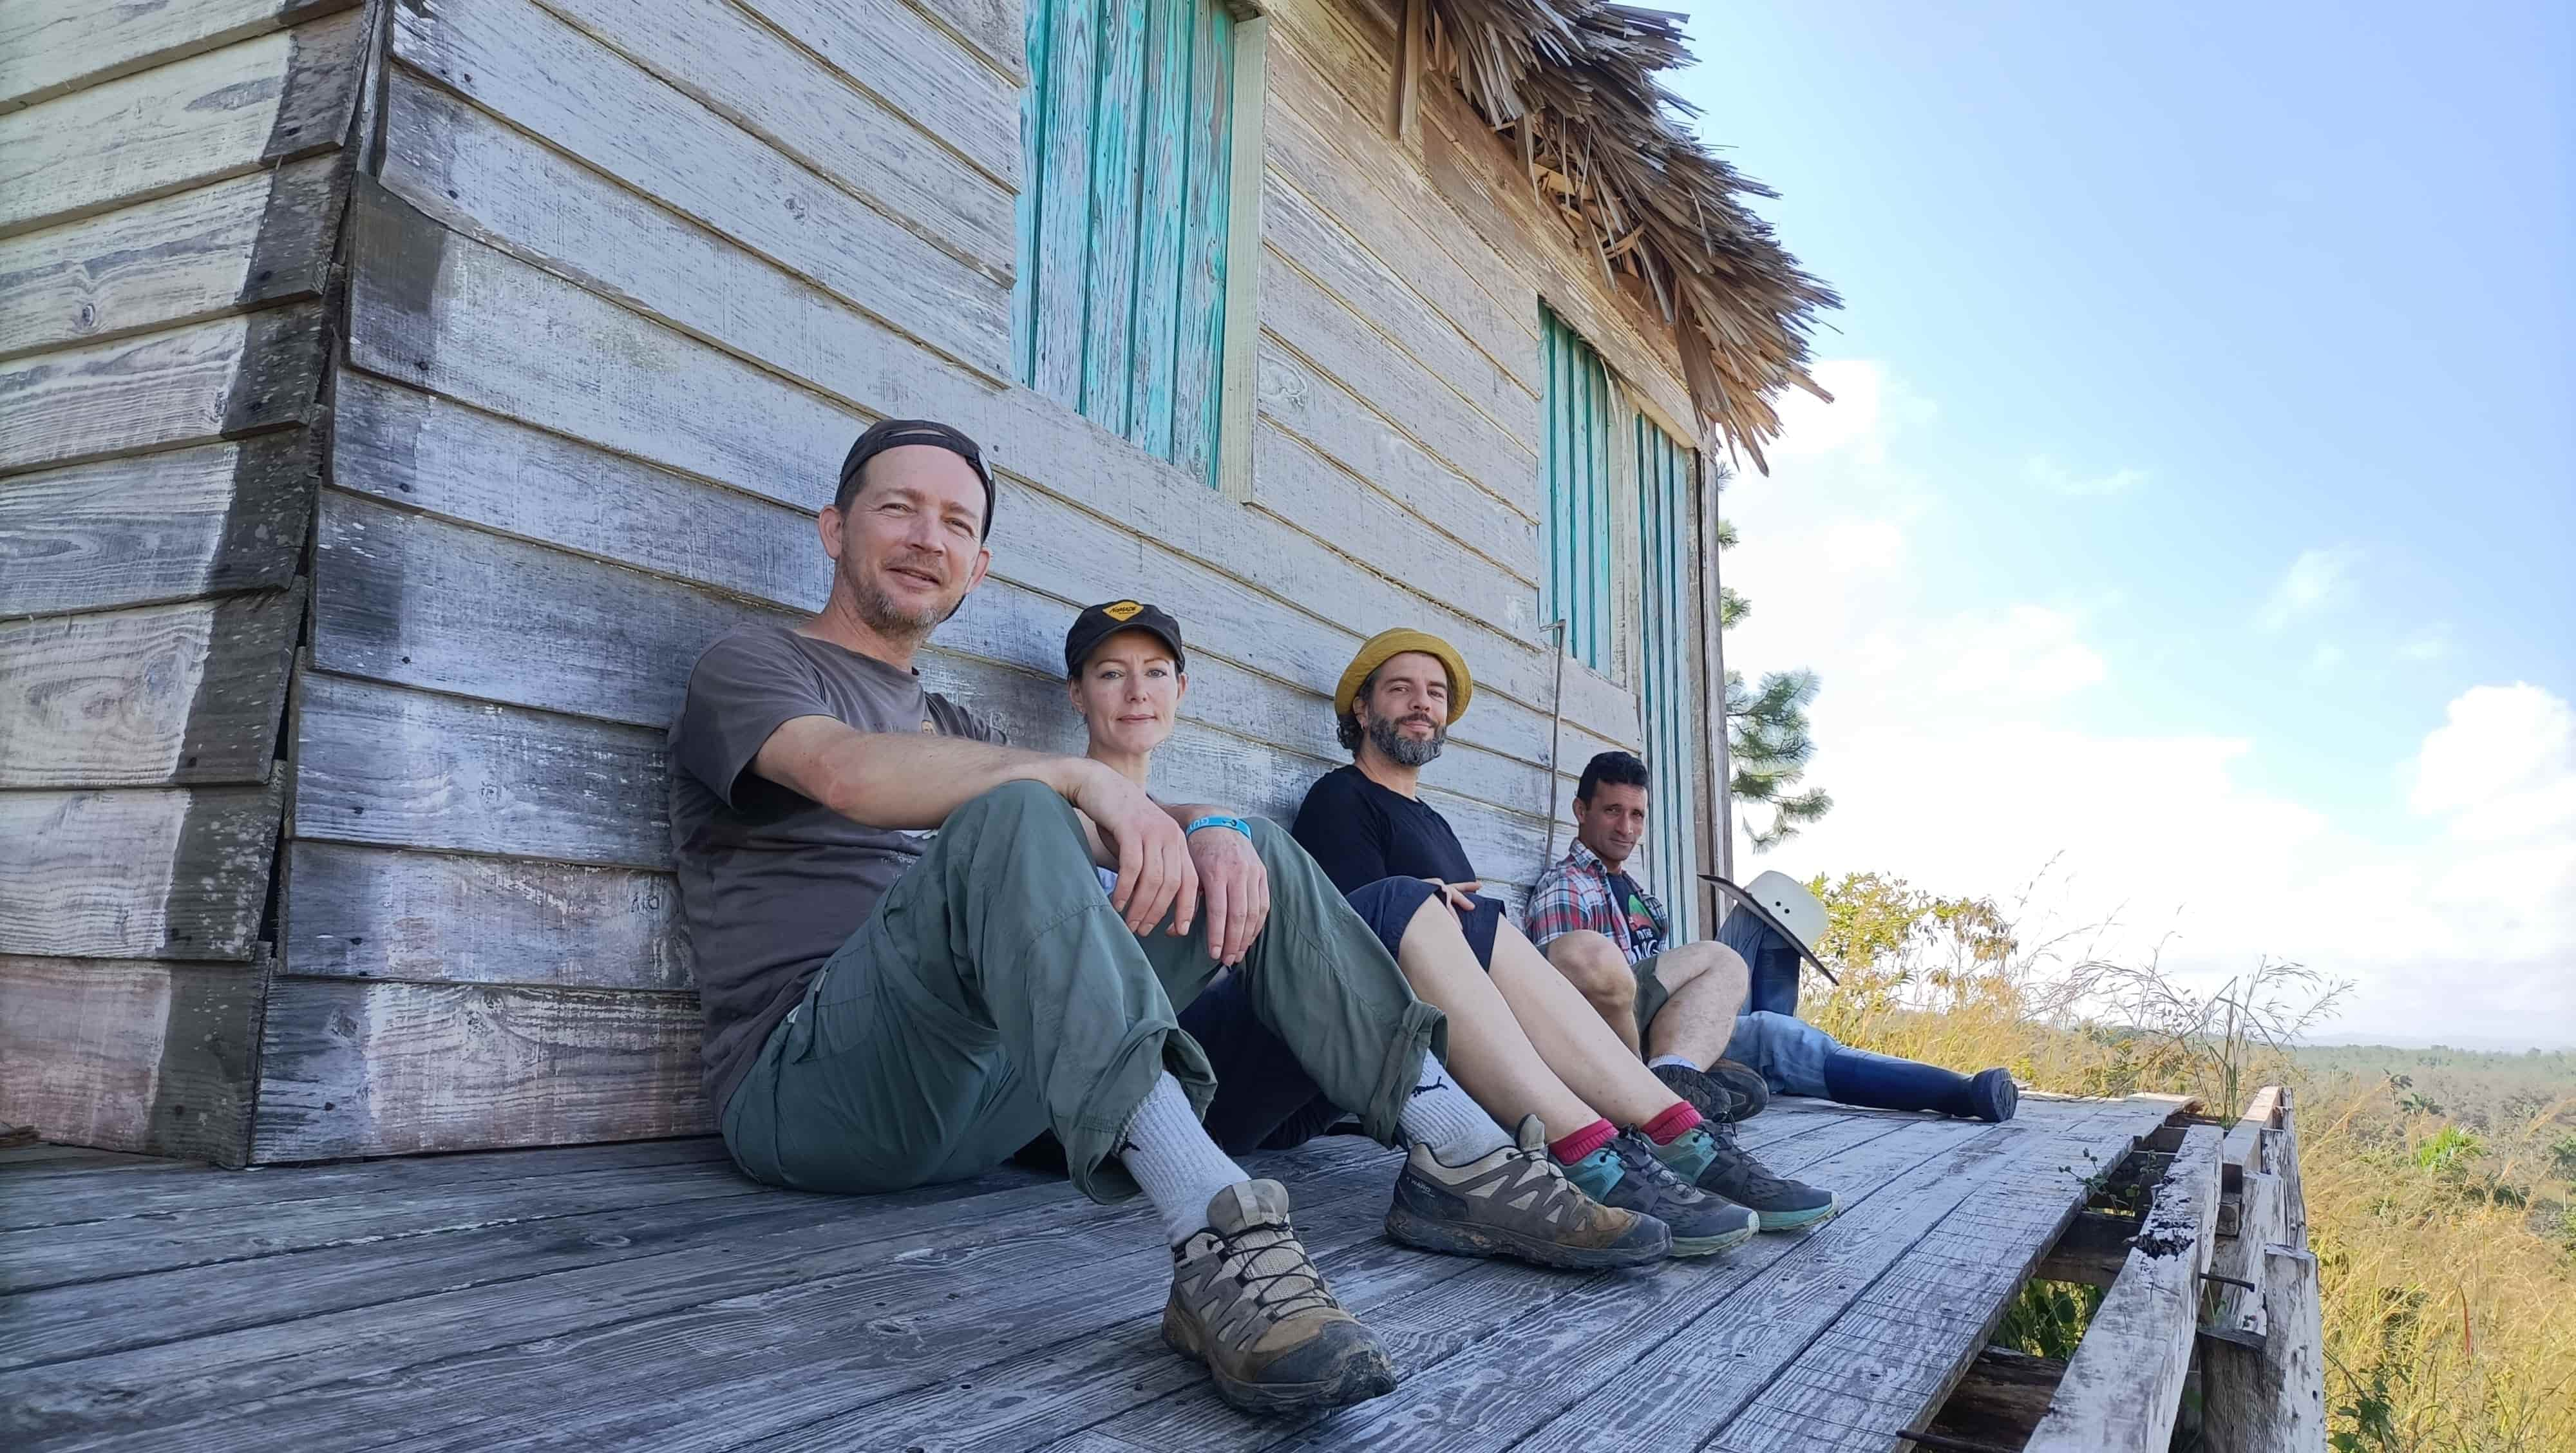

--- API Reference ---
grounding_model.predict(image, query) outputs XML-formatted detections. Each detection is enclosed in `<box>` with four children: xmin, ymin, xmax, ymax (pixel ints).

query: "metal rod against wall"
<box><xmin>1543</xmin><ymin>617</ymin><xmax>1568</xmax><ymax>865</ymax></box>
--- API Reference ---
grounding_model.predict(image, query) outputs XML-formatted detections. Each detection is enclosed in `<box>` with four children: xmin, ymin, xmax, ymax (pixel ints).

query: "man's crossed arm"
<box><xmin>750</xmin><ymin>716</ymin><xmax>1270</xmax><ymax>964</ymax></box>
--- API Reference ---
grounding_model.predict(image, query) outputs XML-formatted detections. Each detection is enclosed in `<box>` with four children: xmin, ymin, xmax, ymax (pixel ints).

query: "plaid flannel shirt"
<box><xmin>1523</xmin><ymin>840</ymin><xmax>1669</xmax><ymax>965</ymax></box>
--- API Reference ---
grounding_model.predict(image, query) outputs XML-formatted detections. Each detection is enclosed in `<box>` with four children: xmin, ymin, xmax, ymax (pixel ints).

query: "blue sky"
<box><xmin>1660</xmin><ymin>1</ymin><xmax>2573</xmax><ymax>1045</ymax></box>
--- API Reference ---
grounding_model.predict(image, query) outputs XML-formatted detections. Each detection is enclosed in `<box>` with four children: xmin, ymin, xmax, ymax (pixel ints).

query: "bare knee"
<box><xmin>1546</xmin><ymin>931</ymin><xmax>1634</xmax><ymax>1009</ymax></box>
<box><xmin>1662</xmin><ymin>942</ymin><xmax>1748</xmax><ymax>1010</ymax></box>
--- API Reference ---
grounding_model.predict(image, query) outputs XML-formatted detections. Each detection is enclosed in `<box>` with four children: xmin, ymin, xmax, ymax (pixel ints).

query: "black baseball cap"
<box><xmin>836</xmin><ymin>419</ymin><xmax>996</xmax><ymax>537</ymax></box>
<box><xmin>1064</xmin><ymin>601</ymin><xmax>1187</xmax><ymax>678</ymax></box>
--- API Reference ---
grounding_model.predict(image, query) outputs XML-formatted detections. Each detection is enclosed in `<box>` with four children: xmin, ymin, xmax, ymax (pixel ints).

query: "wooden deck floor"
<box><xmin>1</xmin><ymin>1096</ymin><xmax>2175</xmax><ymax>1452</ymax></box>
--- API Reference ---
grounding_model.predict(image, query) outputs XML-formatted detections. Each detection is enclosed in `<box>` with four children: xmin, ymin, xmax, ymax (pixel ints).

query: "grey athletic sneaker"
<box><xmin>1653</xmin><ymin>1061</ymin><xmax>1770</xmax><ymax>1123</ymax></box>
<box><xmin>1564</xmin><ymin>1132</ymin><xmax>1757</xmax><ymax>1255</ymax></box>
<box><xmin>1163</xmin><ymin>1181</ymin><xmax>1395</xmax><ymax>1415</ymax></box>
<box><xmin>1657</xmin><ymin>1123</ymin><xmax>1840</xmax><ymax>1231</ymax></box>
<box><xmin>1385</xmin><ymin>1114</ymin><xmax>1671</xmax><ymax>1269</ymax></box>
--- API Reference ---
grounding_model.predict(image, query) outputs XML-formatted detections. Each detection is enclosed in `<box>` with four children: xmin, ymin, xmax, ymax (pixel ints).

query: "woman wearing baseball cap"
<box><xmin>1052</xmin><ymin>602</ymin><xmax>1771</xmax><ymax>1260</ymax></box>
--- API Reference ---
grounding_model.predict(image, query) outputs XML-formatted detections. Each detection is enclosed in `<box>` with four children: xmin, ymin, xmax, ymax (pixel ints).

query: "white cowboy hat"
<box><xmin>1701</xmin><ymin>869</ymin><xmax>1837</xmax><ymax>982</ymax></box>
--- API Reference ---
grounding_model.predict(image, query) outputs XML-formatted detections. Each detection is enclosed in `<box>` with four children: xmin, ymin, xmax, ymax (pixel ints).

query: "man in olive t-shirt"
<box><xmin>664</xmin><ymin>419</ymin><xmax>1660</xmax><ymax>1414</ymax></box>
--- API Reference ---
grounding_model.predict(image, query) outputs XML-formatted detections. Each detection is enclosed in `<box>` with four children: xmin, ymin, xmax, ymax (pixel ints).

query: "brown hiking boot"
<box><xmin>1162</xmin><ymin>1180</ymin><xmax>1396</xmax><ymax>1415</ymax></box>
<box><xmin>1384</xmin><ymin>1114</ymin><xmax>1672</xmax><ymax>1269</ymax></box>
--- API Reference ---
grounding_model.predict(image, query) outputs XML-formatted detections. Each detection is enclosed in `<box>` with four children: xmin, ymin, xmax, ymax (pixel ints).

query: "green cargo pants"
<box><xmin>721</xmin><ymin>779</ymin><xmax>1448</xmax><ymax>1202</ymax></box>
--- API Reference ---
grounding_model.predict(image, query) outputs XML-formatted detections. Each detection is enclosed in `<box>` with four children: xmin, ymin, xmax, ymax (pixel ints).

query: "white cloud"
<box><xmin>2307</xmin><ymin>643</ymin><xmax>2345</xmax><ymax>677</ymax></box>
<box><xmin>2025</xmin><ymin>454</ymin><xmax>2146</xmax><ymax>497</ymax></box>
<box><xmin>2255</xmin><ymin>546</ymin><xmax>2363</xmax><ymax>632</ymax></box>
<box><xmin>1723</xmin><ymin>362</ymin><xmax>2575</xmax><ymax>1047</ymax></box>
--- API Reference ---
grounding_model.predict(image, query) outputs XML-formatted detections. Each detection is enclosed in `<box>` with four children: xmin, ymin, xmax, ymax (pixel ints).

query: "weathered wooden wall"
<box><xmin>233</xmin><ymin>0</ymin><xmax>1707</xmax><ymax>1159</ymax></box>
<box><xmin>0</xmin><ymin>0</ymin><xmax>370</xmax><ymax>1163</ymax></box>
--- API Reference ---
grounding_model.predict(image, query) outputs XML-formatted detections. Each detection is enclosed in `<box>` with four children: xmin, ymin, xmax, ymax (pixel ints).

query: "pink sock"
<box><xmin>1640</xmin><ymin>1100</ymin><xmax>1703</xmax><ymax>1146</ymax></box>
<box><xmin>1547</xmin><ymin>1117</ymin><xmax>1617</xmax><ymax>1164</ymax></box>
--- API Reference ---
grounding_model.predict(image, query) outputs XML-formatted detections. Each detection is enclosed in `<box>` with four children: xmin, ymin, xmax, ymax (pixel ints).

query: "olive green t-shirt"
<box><xmin>668</xmin><ymin>625</ymin><xmax>1001</xmax><ymax>1114</ymax></box>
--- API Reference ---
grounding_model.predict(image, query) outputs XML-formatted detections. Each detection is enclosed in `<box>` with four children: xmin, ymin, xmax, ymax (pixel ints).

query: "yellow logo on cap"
<box><xmin>1103</xmin><ymin>601</ymin><xmax>1144</xmax><ymax>622</ymax></box>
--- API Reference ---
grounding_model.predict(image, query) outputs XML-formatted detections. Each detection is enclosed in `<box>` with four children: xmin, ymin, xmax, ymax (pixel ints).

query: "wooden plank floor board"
<box><xmin>1708</xmin><ymin>1099</ymin><xmax>2172</xmax><ymax>1452</ymax></box>
<box><xmin>2</xmin><ymin>1135</ymin><xmax>732</xmax><ymax>1231</ymax></box>
<box><xmin>329</xmin><ymin>1114</ymin><xmax>1865</xmax><ymax>1453</ymax></box>
<box><xmin>1</xmin><ymin>1159</ymin><xmax>766</xmax><ymax>1292</ymax></box>
<box><xmin>738</xmin><ymin>1110</ymin><xmax>1899</xmax><ymax>1453</ymax></box>
<box><xmin>1051</xmin><ymin>1112</ymin><xmax>1931</xmax><ymax>1453</ymax></box>
<box><xmin>1</xmin><ymin>1099</ymin><xmax>2177</xmax><ymax>1453</ymax></box>
<box><xmin>0</xmin><ymin>1137</ymin><xmax>1391</xmax><ymax>1448</ymax></box>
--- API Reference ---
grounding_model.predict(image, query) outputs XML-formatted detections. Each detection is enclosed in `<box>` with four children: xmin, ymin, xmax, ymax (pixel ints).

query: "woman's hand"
<box><xmin>1188</xmin><ymin>828</ymin><xmax>1271</xmax><ymax>965</ymax></box>
<box><xmin>1421</xmin><ymin>878</ymin><xmax>1482</xmax><ymax>915</ymax></box>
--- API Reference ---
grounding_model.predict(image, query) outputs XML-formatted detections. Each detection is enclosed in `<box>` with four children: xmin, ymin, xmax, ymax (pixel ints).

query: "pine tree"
<box><xmin>1714</xmin><ymin>492</ymin><xmax>1832</xmax><ymax>848</ymax></box>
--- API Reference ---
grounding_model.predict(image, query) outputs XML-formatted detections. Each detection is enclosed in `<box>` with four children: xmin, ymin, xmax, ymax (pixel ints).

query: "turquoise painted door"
<box><xmin>1634</xmin><ymin>416</ymin><xmax>1702</xmax><ymax>940</ymax></box>
<box><xmin>1014</xmin><ymin>0</ymin><xmax>1235</xmax><ymax>484</ymax></box>
<box><xmin>1540</xmin><ymin>307</ymin><xmax>1614</xmax><ymax>669</ymax></box>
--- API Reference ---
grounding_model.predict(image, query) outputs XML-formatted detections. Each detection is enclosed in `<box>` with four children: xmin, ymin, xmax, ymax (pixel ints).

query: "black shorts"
<box><xmin>1345</xmin><ymin>875</ymin><xmax>1503</xmax><ymax>970</ymax></box>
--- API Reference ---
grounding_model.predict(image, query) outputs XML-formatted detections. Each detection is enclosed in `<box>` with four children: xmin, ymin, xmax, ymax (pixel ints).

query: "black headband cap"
<box><xmin>837</xmin><ymin>419</ymin><xmax>996</xmax><ymax>538</ymax></box>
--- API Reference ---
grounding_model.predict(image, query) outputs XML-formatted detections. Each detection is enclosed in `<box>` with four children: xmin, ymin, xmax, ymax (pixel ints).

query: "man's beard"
<box><xmin>848</xmin><ymin>557</ymin><xmax>959</xmax><ymax>638</ymax></box>
<box><xmin>1366</xmin><ymin>712</ymin><xmax>1446</xmax><ymax>766</ymax></box>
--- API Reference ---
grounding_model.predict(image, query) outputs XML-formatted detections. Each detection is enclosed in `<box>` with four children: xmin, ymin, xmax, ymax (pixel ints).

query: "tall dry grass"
<box><xmin>1802</xmin><ymin>871</ymin><xmax>2576</xmax><ymax>1452</ymax></box>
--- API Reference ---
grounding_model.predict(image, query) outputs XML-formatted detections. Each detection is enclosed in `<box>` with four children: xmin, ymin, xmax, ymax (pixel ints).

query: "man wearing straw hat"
<box><xmin>1291</xmin><ymin>629</ymin><xmax>1839</xmax><ymax>1232</ymax></box>
<box><xmin>1527</xmin><ymin>750</ymin><xmax>2020</xmax><ymax>1123</ymax></box>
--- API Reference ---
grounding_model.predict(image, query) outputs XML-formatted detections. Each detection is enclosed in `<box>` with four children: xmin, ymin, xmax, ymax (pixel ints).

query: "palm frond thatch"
<box><xmin>1419</xmin><ymin>0</ymin><xmax>1841</xmax><ymax>471</ymax></box>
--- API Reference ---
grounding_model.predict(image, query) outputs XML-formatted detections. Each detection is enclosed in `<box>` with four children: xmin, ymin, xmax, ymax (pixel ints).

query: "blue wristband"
<box><xmin>1184</xmin><ymin>814</ymin><xmax>1254</xmax><ymax>839</ymax></box>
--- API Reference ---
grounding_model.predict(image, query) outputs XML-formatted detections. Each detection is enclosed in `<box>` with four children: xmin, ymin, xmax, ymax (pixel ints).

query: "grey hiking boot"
<box><xmin>1562</xmin><ymin>1132</ymin><xmax>1757</xmax><ymax>1256</ymax></box>
<box><xmin>1656</xmin><ymin>1123</ymin><xmax>1841</xmax><ymax>1231</ymax></box>
<box><xmin>1162</xmin><ymin>1180</ymin><xmax>1396</xmax><ymax>1415</ymax></box>
<box><xmin>1385</xmin><ymin>1114</ymin><xmax>1671</xmax><ymax>1270</ymax></box>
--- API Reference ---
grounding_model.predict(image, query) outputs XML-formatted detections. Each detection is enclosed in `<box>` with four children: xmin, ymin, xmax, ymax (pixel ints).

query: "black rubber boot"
<box><xmin>1821</xmin><ymin>1047</ymin><xmax>2016</xmax><ymax>1121</ymax></box>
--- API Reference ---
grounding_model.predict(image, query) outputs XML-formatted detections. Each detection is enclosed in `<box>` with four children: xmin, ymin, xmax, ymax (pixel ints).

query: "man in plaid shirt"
<box><xmin>1528</xmin><ymin>752</ymin><xmax>2021</xmax><ymax>1126</ymax></box>
<box><xmin>1525</xmin><ymin>753</ymin><xmax>1766</xmax><ymax>1117</ymax></box>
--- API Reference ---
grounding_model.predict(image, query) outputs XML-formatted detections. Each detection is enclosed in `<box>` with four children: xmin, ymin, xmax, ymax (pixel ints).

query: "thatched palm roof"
<box><xmin>1421</xmin><ymin>0</ymin><xmax>1839</xmax><ymax>470</ymax></box>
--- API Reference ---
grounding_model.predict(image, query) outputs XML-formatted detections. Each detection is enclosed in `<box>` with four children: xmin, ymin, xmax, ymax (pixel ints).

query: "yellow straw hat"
<box><xmin>1334</xmin><ymin>628</ymin><xmax>1473</xmax><ymax>723</ymax></box>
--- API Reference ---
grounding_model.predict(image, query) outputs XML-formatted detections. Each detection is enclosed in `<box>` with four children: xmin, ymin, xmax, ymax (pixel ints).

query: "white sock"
<box><xmin>1397</xmin><ymin>1054</ymin><xmax>1512</xmax><ymax>1166</ymax></box>
<box><xmin>1117</xmin><ymin>1074</ymin><xmax>1252</xmax><ymax>1247</ymax></box>
<box><xmin>1648</xmin><ymin>1052</ymin><xmax>1701</xmax><ymax>1072</ymax></box>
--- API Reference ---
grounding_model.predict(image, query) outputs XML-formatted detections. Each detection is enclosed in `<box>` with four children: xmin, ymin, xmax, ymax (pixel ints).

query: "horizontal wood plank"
<box><xmin>0</xmin><ymin>589</ymin><xmax>299</xmax><ymax>788</ymax></box>
<box><xmin>0</xmin><ymin>430</ymin><xmax>317</xmax><ymax>616</ymax></box>
<box><xmin>289</xmin><ymin>670</ymin><xmax>670</xmax><ymax>869</ymax></box>
<box><xmin>386</xmin><ymin>0</ymin><xmax>1010</xmax><ymax>377</ymax></box>
<box><xmin>4</xmin><ymin>1136</ymin><xmax>730</xmax><ymax>1233</ymax></box>
<box><xmin>0</xmin><ymin>954</ymin><xmax>265</xmax><ymax>1165</ymax></box>
<box><xmin>339</xmin><ymin>176</ymin><xmax>1639</xmax><ymax>750</ymax></box>
<box><xmin>0</xmin><ymin>782</ymin><xmax>283</xmax><ymax>960</ymax></box>
<box><xmin>530</xmin><ymin>0</ymin><xmax>1012</xmax><ymax>276</ymax></box>
<box><xmin>284</xmin><ymin>842</ymin><xmax>693</xmax><ymax>990</ymax></box>
<box><xmin>0</xmin><ymin>0</ymin><xmax>354</xmax><ymax>113</ymax></box>
<box><xmin>251</xmin><ymin>977</ymin><xmax>710</xmax><ymax>1161</ymax></box>
<box><xmin>0</xmin><ymin>152</ymin><xmax>343</xmax><ymax>362</ymax></box>
<box><xmin>1260</xmin><ymin>245</ymin><xmax>1537</xmax><ymax>525</ymax></box>
<box><xmin>903</xmin><ymin>0</ymin><xmax>1025</xmax><ymax>83</ymax></box>
<box><xmin>0</xmin><ymin>304</ymin><xmax>325</xmax><ymax>477</ymax></box>
<box><xmin>1257</xmin><ymin>332</ymin><xmax>1538</xmax><ymax>562</ymax></box>
<box><xmin>301</xmin><ymin>502</ymin><xmax>1548</xmax><ymax>878</ymax></box>
<box><xmin>1248</xmin><ymin>419</ymin><xmax>1539</xmax><ymax>638</ymax></box>
<box><xmin>0</xmin><ymin>11</ymin><xmax>363</xmax><ymax>238</ymax></box>
<box><xmin>328</xmin><ymin>372</ymin><xmax>1616</xmax><ymax>798</ymax></box>
<box><xmin>734</xmin><ymin>0</ymin><xmax>1019</xmax><ymax>187</ymax></box>
<box><xmin>1264</xmin><ymin>29</ymin><xmax>1539</xmax><ymax>392</ymax></box>
<box><xmin>1712</xmin><ymin>1102</ymin><xmax>2179</xmax><ymax>1453</ymax></box>
<box><xmin>1262</xmin><ymin>166</ymin><xmax>1538</xmax><ymax>451</ymax></box>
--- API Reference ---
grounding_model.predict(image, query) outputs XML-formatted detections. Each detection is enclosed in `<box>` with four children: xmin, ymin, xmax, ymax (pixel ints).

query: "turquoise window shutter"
<box><xmin>1016</xmin><ymin>0</ymin><xmax>1235</xmax><ymax>484</ymax></box>
<box><xmin>1634</xmin><ymin>415</ymin><xmax>1702</xmax><ymax>940</ymax></box>
<box><xmin>1540</xmin><ymin>307</ymin><xmax>1613</xmax><ymax>670</ymax></box>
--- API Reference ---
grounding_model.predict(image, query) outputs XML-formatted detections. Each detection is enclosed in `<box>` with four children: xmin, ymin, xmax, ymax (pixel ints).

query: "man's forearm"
<box><xmin>758</xmin><ymin>716</ymin><xmax>1095</xmax><ymax>830</ymax></box>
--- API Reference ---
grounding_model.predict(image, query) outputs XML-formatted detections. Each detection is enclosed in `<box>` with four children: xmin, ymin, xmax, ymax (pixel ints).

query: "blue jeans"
<box><xmin>1716</xmin><ymin>903</ymin><xmax>1803</xmax><ymax>1016</ymax></box>
<box><xmin>1720</xmin><ymin>1009</ymin><xmax>1839</xmax><ymax>1097</ymax></box>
